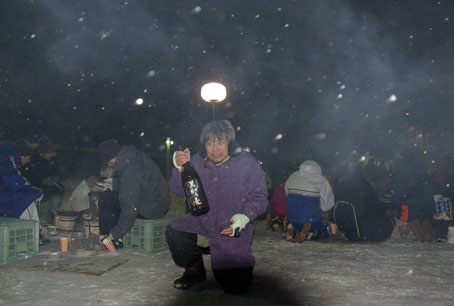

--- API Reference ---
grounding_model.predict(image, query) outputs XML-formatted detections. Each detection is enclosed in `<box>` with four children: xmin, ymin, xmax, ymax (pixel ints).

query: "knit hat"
<box><xmin>38</xmin><ymin>135</ymin><xmax>56</xmax><ymax>154</ymax></box>
<box><xmin>14</xmin><ymin>138</ymin><xmax>34</xmax><ymax>156</ymax></box>
<box><xmin>98</xmin><ymin>139</ymin><xmax>121</xmax><ymax>164</ymax></box>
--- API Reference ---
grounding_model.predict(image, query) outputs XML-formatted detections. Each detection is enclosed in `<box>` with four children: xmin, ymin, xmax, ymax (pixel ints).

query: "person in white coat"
<box><xmin>285</xmin><ymin>160</ymin><xmax>334</xmax><ymax>242</ymax></box>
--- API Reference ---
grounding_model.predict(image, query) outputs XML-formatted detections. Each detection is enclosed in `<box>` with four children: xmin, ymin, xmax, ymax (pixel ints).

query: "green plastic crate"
<box><xmin>165</xmin><ymin>208</ymin><xmax>181</xmax><ymax>218</ymax></box>
<box><xmin>123</xmin><ymin>216</ymin><xmax>176</xmax><ymax>255</ymax></box>
<box><xmin>0</xmin><ymin>217</ymin><xmax>39</xmax><ymax>264</ymax></box>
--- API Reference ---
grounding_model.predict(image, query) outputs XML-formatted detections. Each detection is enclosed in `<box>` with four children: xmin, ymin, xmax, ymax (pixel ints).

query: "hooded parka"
<box><xmin>110</xmin><ymin>145</ymin><xmax>170</xmax><ymax>239</ymax></box>
<box><xmin>285</xmin><ymin>160</ymin><xmax>334</xmax><ymax>232</ymax></box>
<box><xmin>0</xmin><ymin>143</ymin><xmax>42</xmax><ymax>218</ymax></box>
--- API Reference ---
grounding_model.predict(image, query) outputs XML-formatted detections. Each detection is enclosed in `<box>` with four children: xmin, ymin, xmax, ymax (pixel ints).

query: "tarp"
<box><xmin>68</xmin><ymin>180</ymin><xmax>90</xmax><ymax>212</ymax></box>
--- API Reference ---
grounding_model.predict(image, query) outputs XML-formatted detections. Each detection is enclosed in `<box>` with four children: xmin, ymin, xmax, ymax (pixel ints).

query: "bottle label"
<box><xmin>185</xmin><ymin>180</ymin><xmax>204</xmax><ymax>206</ymax></box>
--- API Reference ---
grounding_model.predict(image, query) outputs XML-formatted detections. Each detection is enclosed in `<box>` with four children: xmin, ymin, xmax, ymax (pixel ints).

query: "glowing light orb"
<box><xmin>201</xmin><ymin>83</ymin><xmax>227</xmax><ymax>103</ymax></box>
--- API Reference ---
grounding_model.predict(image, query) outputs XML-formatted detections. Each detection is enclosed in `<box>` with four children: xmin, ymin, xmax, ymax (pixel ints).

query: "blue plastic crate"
<box><xmin>0</xmin><ymin>217</ymin><xmax>39</xmax><ymax>264</ymax></box>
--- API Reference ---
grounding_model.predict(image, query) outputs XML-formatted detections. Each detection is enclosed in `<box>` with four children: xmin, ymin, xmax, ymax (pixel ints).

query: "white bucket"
<box><xmin>83</xmin><ymin>219</ymin><xmax>100</xmax><ymax>237</ymax></box>
<box><xmin>448</xmin><ymin>226</ymin><xmax>454</xmax><ymax>244</ymax></box>
<box><xmin>58</xmin><ymin>216</ymin><xmax>77</xmax><ymax>231</ymax></box>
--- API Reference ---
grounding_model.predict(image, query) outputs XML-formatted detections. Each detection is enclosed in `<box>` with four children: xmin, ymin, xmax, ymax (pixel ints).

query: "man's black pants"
<box><xmin>165</xmin><ymin>225</ymin><xmax>253</xmax><ymax>294</ymax></box>
<box><xmin>98</xmin><ymin>190</ymin><xmax>161</xmax><ymax>236</ymax></box>
<box><xmin>98</xmin><ymin>191</ymin><xmax>121</xmax><ymax>236</ymax></box>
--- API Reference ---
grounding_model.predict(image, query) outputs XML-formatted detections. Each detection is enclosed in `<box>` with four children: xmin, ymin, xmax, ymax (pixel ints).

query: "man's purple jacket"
<box><xmin>169</xmin><ymin>152</ymin><xmax>268</xmax><ymax>270</ymax></box>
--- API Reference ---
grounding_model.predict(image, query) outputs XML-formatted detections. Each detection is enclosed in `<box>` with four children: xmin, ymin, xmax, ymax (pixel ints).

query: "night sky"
<box><xmin>1</xmin><ymin>0</ymin><xmax>453</xmax><ymax>179</ymax></box>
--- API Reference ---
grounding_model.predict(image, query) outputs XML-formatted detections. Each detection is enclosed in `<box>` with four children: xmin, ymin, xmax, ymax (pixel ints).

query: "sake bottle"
<box><xmin>181</xmin><ymin>162</ymin><xmax>210</xmax><ymax>216</ymax></box>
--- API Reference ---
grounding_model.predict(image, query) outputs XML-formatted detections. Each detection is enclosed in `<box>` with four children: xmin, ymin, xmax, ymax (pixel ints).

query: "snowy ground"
<box><xmin>1</xmin><ymin>220</ymin><xmax>454</xmax><ymax>306</ymax></box>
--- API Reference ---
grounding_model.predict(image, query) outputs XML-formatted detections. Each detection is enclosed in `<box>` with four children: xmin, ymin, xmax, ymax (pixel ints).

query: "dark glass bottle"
<box><xmin>181</xmin><ymin>162</ymin><xmax>210</xmax><ymax>216</ymax></box>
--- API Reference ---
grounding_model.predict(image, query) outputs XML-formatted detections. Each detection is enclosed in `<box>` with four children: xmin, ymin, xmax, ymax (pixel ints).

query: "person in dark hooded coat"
<box><xmin>97</xmin><ymin>139</ymin><xmax>170</xmax><ymax>247</ymax></box>
<box><xmin>333</xmin><ymin>159</ymin><xmax>395</xmax><ymax>242</ymax></box>
<box><xmin>392</xmin><ymin>148</ymin><xmax>435</xmax><ymax>222</ymax></box>
<box><xmin>0</xmin><ymin>139</ymin><xmax>42</xmax><ymax>220</ymax></box>
<box><xmin>391</xmin><ymin>148</ymin><xmax>436</xmax><ymax>241</ymax></box>
<box><xmin>20</xmin><ymin>135</ymin><xmax>64</xmax><ymax>222</ymax></box>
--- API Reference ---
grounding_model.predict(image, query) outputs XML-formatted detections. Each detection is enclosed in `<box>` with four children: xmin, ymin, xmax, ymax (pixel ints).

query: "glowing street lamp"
<box><xmin>201</xmin><ymin>82</ymin><xmax>227</xmax><ymax>120</ymax></box>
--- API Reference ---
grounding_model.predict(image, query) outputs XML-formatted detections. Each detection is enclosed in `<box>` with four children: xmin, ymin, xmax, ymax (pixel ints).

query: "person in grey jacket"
<box><xmin>97</xmin><ymin>139</ymin><xmax>170</xmax><ymax>248</ymax></box>
<box><xmin>285</xmin><ymin>160</ymin><xmax>334</xmax><ymax>242</ymax></box>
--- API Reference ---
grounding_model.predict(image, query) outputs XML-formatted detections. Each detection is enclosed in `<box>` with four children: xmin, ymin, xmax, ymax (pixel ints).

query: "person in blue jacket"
<box><xmin>0</xmin><ymin>139</ymin><xmax>42</xmax><ymax>220</ymax></box>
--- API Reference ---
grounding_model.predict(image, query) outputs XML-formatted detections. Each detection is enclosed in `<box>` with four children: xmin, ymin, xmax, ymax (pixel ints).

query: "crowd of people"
<box><xmin>269</xmin><ymin>148</ymin><xmax>454</xmax><ymax>244</ymax></box>
<box><xmin>1</xmin><ymin>121</ymin><xmax>453</xmax><ymax>295</ymax></box>
<box><xmin>0</xmin><ymin>120</ymin><xmax>267</xmax><ymax>294</ymax></box>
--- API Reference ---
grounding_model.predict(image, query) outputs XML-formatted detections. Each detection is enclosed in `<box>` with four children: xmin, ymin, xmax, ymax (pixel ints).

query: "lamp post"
<box><xmin>201</xmin><ymin>82</ymin><xmax>227</xmax><ymax>120</ymax></box>
<box><xmin>165</xmin><ymin>137</ymin><xmax>174</xmax><ymax>182</ymax></box>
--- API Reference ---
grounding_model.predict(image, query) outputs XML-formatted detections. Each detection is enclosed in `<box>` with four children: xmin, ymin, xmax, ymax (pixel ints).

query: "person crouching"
<box><xmin>166</xmin><ymin>120</ymin><xmax>268</xmax><ymax>294</ymax></box>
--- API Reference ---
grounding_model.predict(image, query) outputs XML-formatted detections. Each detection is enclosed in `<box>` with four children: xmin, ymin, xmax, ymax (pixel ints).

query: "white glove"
<box><xmin>229</xmin><ymin>214</ymin><xmax>250</xmax><ymax>237</ymax></box>
<box><xmin>100</xmin><ymin>233</ymin><xmax>116</xmax><ymax>253</ymax></box>
<box><xmin>101</xmin><ymin>233</ymin><xmax>114</xmax><ymax>245</ymax></box>
<box><xmin>173</xmin><ymin>150</ymin><xmax>191</xmax><ymax>172</ymax></box>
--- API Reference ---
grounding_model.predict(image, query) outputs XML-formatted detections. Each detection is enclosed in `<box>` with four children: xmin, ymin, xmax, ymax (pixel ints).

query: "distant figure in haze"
<box><xmin>392</xmin><ymin>148</ymin><xmax>436</xmax><ymax>242</ymax></box>
<box><xmin>97</xmin><ymin>139</ymin><xmax>170</xmax><ymax>249</ymax></box>
<box><xmin>0</xmin><ymin>138</ymin><xmax>42</xmax><ymax>221</ymax></box>
<box><xmin>166</xmin><ymin>120</ymin><xmax>268</xmax><ymax>294</ymax></box>
<box><xmin>285</xmin><ymin>160</ymin><xmax>334</xmax><ymax>242</ymax></box>
<box><xmin>364</xmin><ymin>158</ymin><xmax>392</xmax><ymax>199</ymax></box>
<box><xmin>347</xmin><ymin>151</ymin><xmax>359</xmax><ymax>170</ymax></box>
<box><xmin>267</xmin><ymin>183</ymin><xmax>288</xmax><ymax>231</ymax></box>
<box><xmin>333</xmin><ymin>161</ymin><xmax>395</xmax><ymax>242</ymax></box>
<box><xmin>430</xmin><ymin>152</ymin><xmax>454</xmax><ymax>199</ymax></box>
<box><xmin>258</xmin><ymin>165</ymin><xmax>273</xmax><ymax>221</ymax></box>
<box><xmin>21</xmin><ymin>135</ymin><xmax>64</xmax><ymax>223</ymax></box>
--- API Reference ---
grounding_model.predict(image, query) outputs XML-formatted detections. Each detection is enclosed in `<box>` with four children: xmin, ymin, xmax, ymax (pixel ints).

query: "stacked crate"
<box><xmin>0</xmin><ymin>217</ymin><xmax>39</xmax><ymax>264</ymax></box>
<box><xmin>123</xmin><ymin>208</ymin><xmax>181</xmax><ymax>255</ymax></box>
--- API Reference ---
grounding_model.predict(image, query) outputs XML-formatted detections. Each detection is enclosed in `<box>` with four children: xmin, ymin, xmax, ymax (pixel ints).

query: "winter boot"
<box><xmin>398</xmin><ymin>224</ymin><xmax>411</xmax><ymax>237</ymax></box>
<box><xmin>271</xmin><ymin>216</ymin><xmax>286</xmax><ymax>232</ymax></box>
<box><xmin>283</xmin><ymin>216</ymin><xmax>288</xmax><ymax>231</ymax></box>
<box><xmin>266</xmin><ymin>212</ymin><xmax>272</xmax><ymax>231</ymax></box>
<box><xmin>421</xmin><ymin>220</ymin><xmax>435</xmax><ymax>242</ymax></box>
<box><xmin>294</xmin><ymin>223</ymin><xmax>312</xmax><ymax>243</ymax></box>
<box><xmin>409</xmin><ymin>220</ymin><xmax>425</xmax><ymax>242</ymax></box>
<box><xmin>174</xmin><ymin>259</ymin><xmax>206</xmax><ymax>290</ymax></box>
<box><xmin>286</xmin><ymin>223</ymin><xmax>294</xmax><ymax>242</ymax></box>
